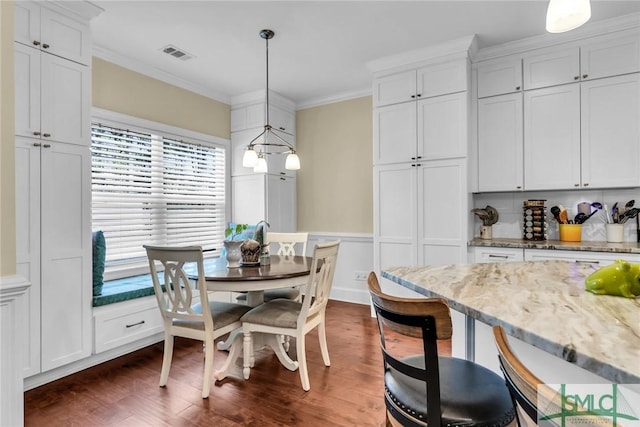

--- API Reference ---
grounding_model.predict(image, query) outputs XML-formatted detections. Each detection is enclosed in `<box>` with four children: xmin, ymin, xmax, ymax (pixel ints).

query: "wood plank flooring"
<box><xmin>24</xmin><ymin>300</ymin><xmax>451</xmax><ymax>426</ymax></box>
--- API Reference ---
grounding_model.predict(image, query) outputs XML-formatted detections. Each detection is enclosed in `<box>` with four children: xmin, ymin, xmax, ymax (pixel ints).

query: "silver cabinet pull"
<box><xmin>488</xmin><ymin>254</ymin><xmax>509</xmax><ymax>259</ymax></box>
<box><xmin>33</xmin><ymin>142</ymin><xmax>41</xmax><ymax>147</ymax></box>
<box><xmin>43</xmin><ymin>144</ymin><xmax>51</xmax><ymax>148</ymax></box>
<box><xmin>33</xmin><ymin>131</ymin><xmax>41</xmax><ymax>136</ymax></box>
<box><xmin>42</xmin><ymin>43</ymin><xmax>50</xmax><ymax>49</ymax></box>
<box><xmin>43</xmin><ymin>133</ymin><xmax>51</xmax><ymax>137</ymax></box>
<box><xmin>33</xmin><ymin>40</ymin><xmax>41</xmax><ymax>46</ymax></box>
<box><xmin>125</xmin><ymin>320</ymin><xmax>145</xmax><ymax>328</ymax></box>
<box><xmin>575</xmin><ymin>260</ymin><xmax>599</xmax><ymax>265</ymax></box>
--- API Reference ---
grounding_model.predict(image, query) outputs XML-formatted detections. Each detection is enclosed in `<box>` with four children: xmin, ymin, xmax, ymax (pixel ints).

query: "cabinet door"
<box><xmin>418</xmin><ymin>92</ymin><xmax>467</xmax><ymax>160</ymax></box>
<box><xmin>524</xmin><ymin>84</ymin><xmax>580</xmax><ymax>190</ymax></box>
<box><xmin>417</xmin><ymin>60</ymin><xmax>467</xmax><ymax>98</ymax></box>
<box><xmin>40</xmin><ymin>142</ymin><xmax>92</xmax><ymax>371</ymax></box>
<box><xmin>523</xmin><ymin>47</ymin><xmax>580</xmax><ymax>90</ymax></box>
<box><xmin>14</xmin><ymin>1</ymin><xmax>40</xmax><ymax>48</ymax></box>
<box><xmin>374</xmin><ymin>164</ymin><xmax>418</xmax><ymax>297</ymax></box>
<box><xmin>476</xmin><ymin>56</ymin><xmax>523</xmax><ymax>98</ymax></box>
<box><xmin>581</xmin><ymin>74</ymin><xmax>640</xmax><ymax>189</ymax></box>
<box><xmin>266</xmin><ymin>175</ymin><xmax>296</xmax><ymax>232</ymax></box>
<box><xmin>473</xmin><ymin>247</ymin><xmax>524</xmax><ymax>263</ymax></box>
<box><xmin>477</xmin><ymin>93</ymin><xmax>523</xmax><ymax>192</ymax></box>
<box><xmin>269</xmin><ymin>105</ymin><xmax>295</xmax><ymax>135</ymax></box>
<box><xmin>15</xmin><ymin>137</ymin><xmax>42</xmax><ymax>377</ymax></box>
<box><xmin>373</xmin><ymin>70</ymin><xmax>416</xmax><ymax>107</ymax></box>
<box><xmin>231</xmin><ymin>174</ymin><xmax>266</xmax><ymax>225</ymax></box>
<box><xmin>581</xmin><ymin>32</ymin><xmax>640</xmax><ymax>81</ymax></box>
<box><xmin>231</xmin><ymin>127</ymin><xmax>261</xmax><ymax>176</ymax></box>
<box><xmin>373</xmin><ymin>102</ymin><xmax>417</xmax><ymax>165</ymax></box>
<box><xmin>40</xmin><ymin>7</ymin><xmax>91</xmax><ymax>65</ymax></box>
<box><xmin>231</xmin><ymin>103</ymin><xmax>265</xmax><ymax>132</ymax></box>
<box><xmin>417</xmin><ymin>159</ymin><xmax>467</xmax><ymax>266</ymax></box>
<box><xmin>14</xmin><ymin>42</ymin><xmax>41</xmax><ymax>139</ymax></box>
<box><xmin>40</xmin><ymin>54</ymin><xmax>90</xmax><ymax>145</ymax></box>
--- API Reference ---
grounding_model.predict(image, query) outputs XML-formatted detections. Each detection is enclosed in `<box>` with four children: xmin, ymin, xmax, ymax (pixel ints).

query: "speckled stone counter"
<box><xmin>469</xmin><ymin>237</ymin><xmax>640</xmax><ymax>254</ymax></box>
<box><xmin>382</xmin><ymin>260</ymin><xmax>640</xmax><ymax>384</ymax></box>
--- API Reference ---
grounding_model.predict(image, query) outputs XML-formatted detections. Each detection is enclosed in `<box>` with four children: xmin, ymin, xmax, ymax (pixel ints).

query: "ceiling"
<box><xmin>90</xmin><ymin>1</ymin><xmax>640</xmax><ymax>108</ymax></box>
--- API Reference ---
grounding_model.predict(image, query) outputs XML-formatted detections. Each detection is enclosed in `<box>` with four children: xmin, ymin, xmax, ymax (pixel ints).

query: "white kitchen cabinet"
<box><xmin>373</xmin><ymin>61</ymin><xmax>467</xmax><ymax>107</ymax></box>
<box><xmin>374</xmin><ymin>159</ymin><xmax>467</xmax><ymax>297</ymax></box>
<box><xmin>476</xmin><ymin>56</ymin><xmax>523</xmax><ymax>98</ymax></box>
<box><xmin>523</xmin><ymin>46</ymin><xmax>580</xmax><ymax>90</ymax></box>
<box><xmin>580</xmin><ymin>74</ymin><xmax>640</xmax><ymax>189</ymax></box>
<box><xmin>230</xmin><ymin>91</ymin><xmax>295</xmax><ymax>135</ymax></box>
<box><xmin>15</xmin><ymin>137</ymin><xmax>92</xmax><ymax>374</ymax></box>
<box><xmin>524</xmin><ymin>84</ymin><xmax>581</xmax><ymax>190</ymax></box>
<box><xmin>14</xmin><ymin>1</ymin><xmax>92</xmax><ymax>66</ymax></box>
<box><xmin>472</xmin><ymin>247</ymin><xmax>524</xmax><ymax>263</ymax></box>
<box><xmin>374</xmin><ymin>89</ymin><xmax>467</xmax><ymax>165</ymax></box>
<box><xmin>524</xmin><ymin>249</ymin><xmax>640</xmax><ymax>266</ymax></box>
<box><xmin>15</xmin><ymin>39</ymin><xmax>90</xmax><ymax>146</ymax></box>
<box><xmin>580</xmin><ymin>31</ymin><xmax>640</xmax><ymax>81</ymax></box>
<box><xmin>231</xmin><ymin>174</ymin><xmax>296</xmax><ymax>233</ymax></box>
<box><xmin>477</xmin><ymin>93</ymin><xmax>523</xmax><ymax>192</ymax></box>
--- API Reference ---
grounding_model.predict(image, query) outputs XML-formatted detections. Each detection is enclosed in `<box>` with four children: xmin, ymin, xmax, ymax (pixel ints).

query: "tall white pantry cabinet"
<box><xmin>14</xmin><ymin>1</ymin><xmax>101</xmax><ymax>377</ymax></box>
<box><xmin>371</xmin><ymin>39</ymin><xmax>474</xmax><ymax>299</ymax></box>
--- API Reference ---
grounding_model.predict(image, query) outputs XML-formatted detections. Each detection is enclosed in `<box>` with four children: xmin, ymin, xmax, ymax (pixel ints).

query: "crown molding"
<box><xmin>366</xmin><ymin>34</ymin><xmax>477</xmax><ymax>75</ymax></box>
<box><xmin>92</xmin><ymin>45</ymin><xmax>231</xmax><ymax>104</ymax></box>
<box><xmin>43</xmin><ymin>0</ymin><xmax>104</xmax><ymax>21</ymax></box>
<box><xmin>296</xmin><ymin>87</ymin><xmax>372</xmax><ymax>111</ymax></box>
<box><xmin>474</xmin><ymin>12</ymin><xmax>640</xmax><ymax>62</ymax></box>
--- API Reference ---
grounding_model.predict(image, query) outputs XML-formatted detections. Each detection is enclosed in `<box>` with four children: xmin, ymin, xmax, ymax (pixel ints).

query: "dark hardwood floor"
<box><xmin>25</xmin><ymin>300</ymin><xmax>451</xmax><ymax>426</ymax></box>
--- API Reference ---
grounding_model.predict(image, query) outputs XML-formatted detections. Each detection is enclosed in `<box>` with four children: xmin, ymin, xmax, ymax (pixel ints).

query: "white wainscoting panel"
<box><xmin>307</xmin><ymin>232</ymin><xmax>373</xmax><ymax>306</ymax></box>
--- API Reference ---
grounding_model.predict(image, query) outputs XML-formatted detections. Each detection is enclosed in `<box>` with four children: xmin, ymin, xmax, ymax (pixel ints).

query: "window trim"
<box><xmin>91</xmin><ymin>108</ymin><xmax>231</xmax><ymax>281</ymax></box>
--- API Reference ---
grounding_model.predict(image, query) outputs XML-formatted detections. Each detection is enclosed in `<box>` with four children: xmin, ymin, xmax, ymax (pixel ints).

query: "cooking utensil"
<box><xmin>574</xmin><ymin>213</ymin><xmax>587</xmax><ymax>224</ymax></box>
<box><xmin>619</xmin><ymin>208</ymin><xmax>639</xmax><ymax>224</ymax></box>
<box><xmin>558</xmin><ymin>205</ymin><xmax>568</xmax><ymax>224</ymax></box>
<box><xmin>611</xmin><ymin>202</ymin><xmax>619</xmax><ymax>223</ymax></box>
<box><xmin>625</xmin><ymin>200</ymin><xmax>635</xmax><ymax>209</ymax></box>
<box><xmin>604</xmin><ymin>203</ymin><xmax>613</xmax><ymax>224</ymax></box>
<box><xmin>550</xmin><ymin>206</ymin><xmax>562</xmax><ymax>223</ymax></box>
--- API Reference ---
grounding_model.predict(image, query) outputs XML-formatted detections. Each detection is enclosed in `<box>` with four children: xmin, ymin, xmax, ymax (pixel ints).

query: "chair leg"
<box><xmin>201</xmin><ymin>336</ymin><xmax>214</xmax><ymax>399</ymax></box>
<box><xmin>318</xmin><ymin>317</ymin><xmax>331</xmax><ymax>367</ymax></box>
<box><xmin>243</xmin><ymin>330</ymin><xmax>252</xmax><ymax>380</ymax></box>
<box><xmin>159</xmin><ymin>332</ymin><xmax>174</xmax><ymax>387</ymax></box>
<box><xmin>296</xmin><ymin>334</ymin><xmax>310</xmax><ymax>391</ymax></box>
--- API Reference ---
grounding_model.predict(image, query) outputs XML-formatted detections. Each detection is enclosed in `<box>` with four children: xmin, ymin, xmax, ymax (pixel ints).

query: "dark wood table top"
<box><xmin>203</xmin><ymin>255</ymin><xmax>312</xmax><ymax>281</ymax></box>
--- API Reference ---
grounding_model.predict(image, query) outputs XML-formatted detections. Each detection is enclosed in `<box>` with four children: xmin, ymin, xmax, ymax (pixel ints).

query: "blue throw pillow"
<box><xmin>92</xmin><ymin>231</ymin><xmax>106</xmax><ymax>296</ymax></box>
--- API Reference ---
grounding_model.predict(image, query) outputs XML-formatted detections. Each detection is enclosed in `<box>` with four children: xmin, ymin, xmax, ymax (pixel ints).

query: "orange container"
<box><xmin>559</xmin><ymin>224</ymin><xmax>582</xmax><ymax>242</ymax></box>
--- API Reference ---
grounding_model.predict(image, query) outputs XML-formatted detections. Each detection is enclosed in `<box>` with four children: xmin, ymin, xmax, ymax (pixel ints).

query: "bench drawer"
<box><xmin>94</xmin><ymin>297</ymin><xmax>164</xmax><ymax>353</ymax></box>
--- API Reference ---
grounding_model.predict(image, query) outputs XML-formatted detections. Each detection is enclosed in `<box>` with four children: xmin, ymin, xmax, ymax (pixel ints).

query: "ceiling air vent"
<box><xmin>161</xmin><ymin>44</ymin><xmax>194</xmax><ymax>61</ymax></box>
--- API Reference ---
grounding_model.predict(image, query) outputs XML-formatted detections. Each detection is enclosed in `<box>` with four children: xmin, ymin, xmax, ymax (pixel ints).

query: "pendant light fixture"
<box><xmin>242</xmin><ymin>29</ymin><xmax>300</xmax><ymax>173</ymax></box>
<box><xmin>546</xmin><ymin>0</ymin><xmax>591</xmax><ymax>33</ymax></box>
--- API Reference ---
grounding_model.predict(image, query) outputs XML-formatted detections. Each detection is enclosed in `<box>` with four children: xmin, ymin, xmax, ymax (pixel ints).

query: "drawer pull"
<box><xmin>575</xmin><ymin>260</ymin><xmax>599</xmax><ymax>265</ymax></box>
<box><xmin>488</xmin><ymin>254</ymin><xmax>509</xmax><ymax>259</ymax></box>
<box><xmin>125</xmin><ymin>320</ymin><xmax>146</xmax><ymax>328</ymax></box>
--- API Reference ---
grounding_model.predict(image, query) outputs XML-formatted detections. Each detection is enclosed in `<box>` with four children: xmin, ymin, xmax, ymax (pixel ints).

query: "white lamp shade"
<box><xmin>285</xmin><ymin>153</ymin><xmax>301</xmax><ymax>170</ymax></box>
<box><xmin>242</xmin><ymin>148</ymin><xmax>258</xmax><ymax>167</ymax></box>
<box><xmin>546</xmin><ymin>0</ymin><xmax>591</xmax><ymax>33</ymax></box>
<box><xmin>254</xmin><ymin>156</ymin><xmax>268</xmax><ymax>173</ymax></box>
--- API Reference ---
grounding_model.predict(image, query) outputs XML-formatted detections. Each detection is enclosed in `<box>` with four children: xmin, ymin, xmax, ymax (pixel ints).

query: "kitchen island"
<box><xmin>382</xmin><ymin>260</ymin><xmax>640</xmax><ymax>385</ymax></box>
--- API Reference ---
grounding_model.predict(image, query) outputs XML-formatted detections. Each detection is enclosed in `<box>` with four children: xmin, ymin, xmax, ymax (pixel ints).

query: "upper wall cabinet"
<box><xmin>14</xmin><ymin>1</ymin><xmax>92</xmax><ymax>66</ymax></box>
<box><xmin>476</xmin><ymin>56</ymin><xmax>523</xmax><ymax>98</ymax></box>
<box><xmin>231</xmin><ymin>102</ymin><xmax>295</xmax><ymax>135</ymax></box>
<box><xmin>523</xmin><ymin>31</ymin><xmax>640</xmax><ymax>90</ymax></box>
<box><xmin>373</xmin><ymin>60</ymin><xmax>467</xmax><ymax>107</ymax></box>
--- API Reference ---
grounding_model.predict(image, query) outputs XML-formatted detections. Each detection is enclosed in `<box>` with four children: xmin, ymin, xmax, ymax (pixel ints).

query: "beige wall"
<box><xmin>92</xmin><ymin>58</ymin><xmax>230</xmax><ymax>139</ymax></box>
<box><xmin>296</xmin><ymin>96</ymin><xmax>373</xmax><ymax>233</ymax></box>
<box><xmin>0</xmin><ymin>1</ymin><xmax>16</xmax><ymax>276</ymax></box>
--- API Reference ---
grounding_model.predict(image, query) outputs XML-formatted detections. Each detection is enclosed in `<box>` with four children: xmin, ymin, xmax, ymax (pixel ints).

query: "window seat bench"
<box><xmin>92</xmin><ymin>274</ymin><xmax>157</xmax><ymax>307</ymax></box>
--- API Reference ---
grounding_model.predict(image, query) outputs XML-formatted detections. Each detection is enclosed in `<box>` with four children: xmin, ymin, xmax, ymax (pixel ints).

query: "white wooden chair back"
<box><xmin>268</xmin><ymin>232</ymin><xmax>308</xmax><ymax>256</ymax></box>
<box><xmin>144</xmin><ymin>245</ymin><xmax>212</xmax><ymax>330</ymax></box>
<box><xmin>299</xmin><ymin>240</ymin><xmax>340</xmax><ymax>326</ymax></box>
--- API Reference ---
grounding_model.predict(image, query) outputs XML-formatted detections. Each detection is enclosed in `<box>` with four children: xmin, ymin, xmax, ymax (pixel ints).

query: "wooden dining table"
<box><xmin>197</xmin><ymin>255</ymin><xmax>313</xmax><ymax>381</ymax></box>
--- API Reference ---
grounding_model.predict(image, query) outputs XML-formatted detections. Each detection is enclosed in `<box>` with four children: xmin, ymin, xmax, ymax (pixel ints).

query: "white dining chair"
<box><xmin>236</xmin><ymin>232</ymin><xmax>309</xmax><ymax>303</ymax></box>
<box><xmin>144</xmin><ymin>245</ymin><xmax>252</xmax><ymax>398</ymax></box>
<box><xmin>240</xmin><ymin>240</ymin><xmax>340</xmax><ymax>391</ymax></box>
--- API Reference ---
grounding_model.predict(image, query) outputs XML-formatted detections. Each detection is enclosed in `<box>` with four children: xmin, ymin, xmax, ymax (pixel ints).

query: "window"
<box><xmin>91</xmin><ymin>112</ymin><xmax>228</xmax><ymax>278</ymax></box>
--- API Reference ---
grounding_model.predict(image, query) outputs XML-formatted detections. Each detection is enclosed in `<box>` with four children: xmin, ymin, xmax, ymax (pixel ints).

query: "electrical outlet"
<box><xmin>354</xmin><ymin>271</ymin><xmax>368</xmax><ymax>281</ymax></box>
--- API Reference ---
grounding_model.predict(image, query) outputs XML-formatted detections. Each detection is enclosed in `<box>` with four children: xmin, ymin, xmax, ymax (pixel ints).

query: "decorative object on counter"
<box><xmin>559</xmin><ymin>223</ymin><xmax>582</xmax><ymax>242</ymax></box>
<box><xmin>223</xmin><ymin>240</ymin><xmax>243</xmax><ymax>268</ymax></box>
<box><xmin>585</xmin><ymin>259</ymin><xmax>640</xmax><ymax>298</ymax></box>
<box><xmin>472</xmin><ymin>205</ymin><xmax>499</xmax><ymax>240</ymax></box>
<box><xmin>523</xmin><ymin>200</ymin><xmax>547</xmax><ymax>241</ymax></box>
<box><xmin>601</xmin><ymin>201</ymin><xmax>639</xmax><ymax>243</ymax></box>
<box><xmin>240</xmin><ymin>239</ymin><xmax>262</xmax><ymax>264</ymax></box>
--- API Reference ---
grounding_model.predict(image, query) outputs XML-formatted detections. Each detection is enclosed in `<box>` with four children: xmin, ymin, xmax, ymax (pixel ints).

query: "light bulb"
<box><xmin>254</xmin><ymin>156</ymin><xmax>268</xmax><ymax>173</ymax></box>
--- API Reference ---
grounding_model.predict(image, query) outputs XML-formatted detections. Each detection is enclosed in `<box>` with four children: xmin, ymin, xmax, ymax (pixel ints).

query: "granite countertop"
<box><xmin>382</xmin><ymin>261</ymin><xmax>640</xmax><ymax>384</ymax></box>
<box><xmin>469</xmin><ymin>237</ymin><xmax>640</xmax><ymax>254</ymax></box>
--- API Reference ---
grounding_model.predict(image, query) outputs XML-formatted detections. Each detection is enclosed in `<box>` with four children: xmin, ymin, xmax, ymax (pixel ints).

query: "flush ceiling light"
<box><xmin>546</xmin><ymin>0</ymin><xmax>591</xmax><ymax>33</ymax></box>
<box><xmin>242</xmin><ymin>29</ymin><xmax>300</xmax><ymax>173</ymax></box>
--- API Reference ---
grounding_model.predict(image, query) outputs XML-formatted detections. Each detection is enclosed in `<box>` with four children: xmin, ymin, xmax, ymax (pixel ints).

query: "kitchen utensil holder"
<box><xmin>523</xmin><ymin>200</ymin><xmax>547</xmax><ymax>241</ymax></box>
<box><xmin>605</xmin><ymin>223</ymin><xmax>624</xmax><ymax>243</ymax></box>
<box><xmin>559</xmin><ymin>224</ymin><xmax>582</xmax><ymax>242</ymax></box>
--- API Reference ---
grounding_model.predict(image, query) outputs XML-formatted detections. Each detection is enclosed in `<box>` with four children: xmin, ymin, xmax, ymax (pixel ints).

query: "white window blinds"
<box><xmin>91</xmin><ymin>122</ymin><xmax>226</xmax><ymax>268</ymax></box>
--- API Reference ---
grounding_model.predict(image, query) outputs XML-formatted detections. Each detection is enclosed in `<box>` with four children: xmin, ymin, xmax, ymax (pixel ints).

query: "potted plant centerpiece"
<box><xmin>224</xmin><ymin>221</ymin><xmax>270</xmax><ymax>267</ymax></box>
<box><xmin>224</xmin><ymin>223</ymin><xmax>249</xmax><ymax>268</ymax></box>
